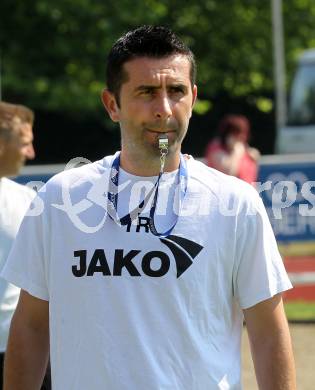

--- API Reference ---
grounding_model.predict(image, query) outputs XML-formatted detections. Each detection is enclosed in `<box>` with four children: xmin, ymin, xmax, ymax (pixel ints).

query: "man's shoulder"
<box><xmin>45</xmin><ymin>155</ymin><xmax>114</xmax><ymax>190</ymax></box>
<box><xmin>188</xmin><ymin>157</ymin><xmax>248</xmax><ymax>188</ymax></box>
<box><xmin>1</xmin><ymin>177</ymin><xmax>36</xmax><ymax>200</ymax></box>
<box><xmin>188</xmin><ymin>158</ymin><xmax>260</xmax><ymax>206</ymax></box>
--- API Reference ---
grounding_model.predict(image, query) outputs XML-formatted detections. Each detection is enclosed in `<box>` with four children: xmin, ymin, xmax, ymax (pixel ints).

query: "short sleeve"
<box><xmin>1</xmin><ymin>191</ymin><xmax>49</xmax><ymax>301</ymax></box>
<box><xmin>233</xmin><ymin>195</ymin><xmax>292</xmax><ymax>309</ymax></box>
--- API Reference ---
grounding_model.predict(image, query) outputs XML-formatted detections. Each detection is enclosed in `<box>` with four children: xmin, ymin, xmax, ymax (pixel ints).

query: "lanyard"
<box><xmin>106</xmin><ymin>152</ymin><xmax>188</xmax><ymax>237</ymax></box>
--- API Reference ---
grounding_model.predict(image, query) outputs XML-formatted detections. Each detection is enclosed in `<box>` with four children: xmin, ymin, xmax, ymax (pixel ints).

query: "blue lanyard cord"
<box><xmin>106</xmin><ymin>152</ymin><xmax>188</xmax><ymax>237</ymax></box>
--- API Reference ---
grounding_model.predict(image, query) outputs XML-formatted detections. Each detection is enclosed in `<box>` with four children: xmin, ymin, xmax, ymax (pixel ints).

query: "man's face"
<box><xmin>0</xmin><ymin>121</ymin><xmax>35</xmax><ymax>177</ymax></box>
<box><xmin>103</xmin><ymin>55</ymin><xmax>197</xmax><ymax>161</ymax></box>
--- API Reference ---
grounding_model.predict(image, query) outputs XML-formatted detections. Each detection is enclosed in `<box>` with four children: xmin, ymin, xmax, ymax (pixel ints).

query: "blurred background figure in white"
<box><xmin>0</xmin><ymin>101</ymin><xmax>50</xmax><ymax>389</ymax></box>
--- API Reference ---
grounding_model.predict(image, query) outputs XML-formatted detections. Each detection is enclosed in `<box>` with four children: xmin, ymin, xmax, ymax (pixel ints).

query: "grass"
<box><xmin>284</xmin><ymin>301</ymin><xmax>315</xmax><ymax>321</ymax></box>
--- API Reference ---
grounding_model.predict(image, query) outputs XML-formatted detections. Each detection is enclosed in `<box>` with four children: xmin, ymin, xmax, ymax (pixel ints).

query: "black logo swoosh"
<box><xmin>160</xmin><ymin>235</ymin><xmax>203</xmax><ymax>278</ymax></box>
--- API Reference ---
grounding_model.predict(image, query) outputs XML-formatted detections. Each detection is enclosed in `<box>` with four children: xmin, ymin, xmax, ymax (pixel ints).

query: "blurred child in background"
<box><xmin>205</xmin><ymin>114</ymin><xmax>260</xmax><ymax>184</ymax></box>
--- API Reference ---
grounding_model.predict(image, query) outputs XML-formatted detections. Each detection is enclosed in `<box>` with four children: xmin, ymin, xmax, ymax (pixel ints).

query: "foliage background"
<box><xmin>1</xmin><ymin>0</ymin><xmax>315</xmax><ymax>163</ymax></box>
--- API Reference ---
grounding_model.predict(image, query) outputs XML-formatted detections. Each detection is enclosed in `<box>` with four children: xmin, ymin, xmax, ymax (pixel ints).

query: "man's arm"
<box><xmin>243</xmin><ymin>293</ymin><xmax>296</xmax><ymax>390</ymax></box>
<box><xmin>3</xmin><ymin>289</ymin><xmax>49</xmax><ymax>390</ymax></box>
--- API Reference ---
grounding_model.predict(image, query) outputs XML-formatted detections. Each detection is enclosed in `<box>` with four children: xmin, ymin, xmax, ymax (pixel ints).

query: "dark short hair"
<box><xmin>106</xmin><ymin>25</ymin><xmax>196</xmax><ymax>105</ymax></box>
<box><xmin>0</xmin><ymin>101</ymin><xmax>34</xmax><ymax>139</ymax></box>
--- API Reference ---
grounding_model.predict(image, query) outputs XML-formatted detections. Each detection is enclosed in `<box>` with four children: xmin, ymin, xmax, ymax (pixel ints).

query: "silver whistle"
<box><xmin>158</xmin><ymin>134</ymin><xmax>168</xmax><ymax>151</ymax></box>
<box><xmin>158</xmin><ymin>134</ymin><xmax>168</xmax><ymax>173</ymax></box>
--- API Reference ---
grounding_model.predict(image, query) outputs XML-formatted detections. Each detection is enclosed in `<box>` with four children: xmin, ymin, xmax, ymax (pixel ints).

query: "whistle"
<box><xmin>158</xmin><ymin>134</ymin><xmax>168</xmax><ymax>151</ymax></box>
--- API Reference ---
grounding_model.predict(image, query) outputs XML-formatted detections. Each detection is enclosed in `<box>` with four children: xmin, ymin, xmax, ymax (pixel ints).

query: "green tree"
<box><xmin>0</xmin><ymin>0</ymin><xmax>314</xmax><ymax>114</ymax></box>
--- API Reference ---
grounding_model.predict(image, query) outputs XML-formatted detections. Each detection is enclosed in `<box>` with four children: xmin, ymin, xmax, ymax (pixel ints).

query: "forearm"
<box><xmin>252</xmin><ymin>326</ymin><xmax>296</xmax><ymax>390</ymax></box>
<box><xmin>3</xmin><ymin>291</ymin><xmax>49</xmax><ymax>390</ymax></box>
<box><xmin>249</xmin><ymin>322</ymin><xmax>296</xmax><ymax>389</ymax></box>
<box><xmin>223</xmin><ymin>153</ymin><xmax>243</xmax><ymax>175</ymax></box>
<box><xmin>3</xmin><ymin>315</ymin><xmax>49</xmax><ymax>390</ymax></box>
<box><xmin>244</xmin><ymin>295</ymin><xmax>296</xmax><ymax>390</ymax></box>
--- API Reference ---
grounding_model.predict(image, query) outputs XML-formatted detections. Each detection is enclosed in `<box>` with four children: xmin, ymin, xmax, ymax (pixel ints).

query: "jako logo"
<box><xmin>72</xmin><ymin>235</ymin><xmax>204</xmax><ymax>279</ymax></box>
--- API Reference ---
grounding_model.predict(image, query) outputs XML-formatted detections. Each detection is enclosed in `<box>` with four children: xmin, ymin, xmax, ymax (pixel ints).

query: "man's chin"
<box><xmin>10</xmin><ymin>163</ymin><xmax>23</xmax><ymax>177</ymax></box>
<box><xmin>8</xmin><ymin>170</ymin><xmax>19</xmax><ymax>178</ymax></box>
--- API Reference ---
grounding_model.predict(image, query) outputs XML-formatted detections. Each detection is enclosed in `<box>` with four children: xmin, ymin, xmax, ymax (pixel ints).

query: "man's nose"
<box><xmin>25</xmin><ymin>143</ymin><xmax>35</xmax><ymax>160</ymax></box>
<box><xmin>154</xmin><ymin>94</ymin><xmax>172</xmax><ymax>119</ymax></box>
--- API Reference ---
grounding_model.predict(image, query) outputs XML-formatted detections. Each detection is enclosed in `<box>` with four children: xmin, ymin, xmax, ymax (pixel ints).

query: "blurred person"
<box><xmin>205</xmin><ymin>114</ymin><xmax>260</xmax><ymax>183</ymax></box>
<box><xmin>1</xmin><ymin>26</ymin><xmax>295</xmax><ymax>389</ymax></box>
<box><xmin>0</xmin><ymin>102</ymin><xmax>50</xmax><ymax>390</ymax></box>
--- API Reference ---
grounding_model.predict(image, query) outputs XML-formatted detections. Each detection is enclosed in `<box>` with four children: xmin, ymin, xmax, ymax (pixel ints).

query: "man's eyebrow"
<box><xmin>169</xmin><ymin>83</ymin><xmax>188</xmax><ymax>90</ymax></box>
<box><xmin>134</xmin><ymin>85</ymin><xmax>159</xmax><ymax>92</ymax></box>
<box><xmin>134</xmin><ymin>82</ymin><xmax>188</xmax><ymax>92</ymax></box>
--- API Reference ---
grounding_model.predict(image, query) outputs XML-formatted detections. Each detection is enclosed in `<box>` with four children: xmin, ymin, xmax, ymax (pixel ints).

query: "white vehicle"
<box><xmin>277</xmin><ymin>49</ymin><xmax>315</xmax><ymax>153</ymax></box>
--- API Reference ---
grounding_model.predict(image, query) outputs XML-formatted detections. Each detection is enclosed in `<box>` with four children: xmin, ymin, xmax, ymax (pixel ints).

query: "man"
<box><xmin>0</xmin><ymin>102</ymin><xmax>51</xmax><ymax>390</ymax></box>
<box><xmin>0</xmin><ymin>102</ymin><xmax>35</xmax><ymax>384</ymax></box>
<box><xmin>1</xmin><ymin>26</ymin><xmax>295</xmax><ymax>389</ymax></box>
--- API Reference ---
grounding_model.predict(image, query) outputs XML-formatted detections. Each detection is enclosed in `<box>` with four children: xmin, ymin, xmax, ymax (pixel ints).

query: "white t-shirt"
<box><xmin>1</xmin><ymin>155</ymin><xmax>292</xmax><ymax>389</ymax></box>
<box><xmin>0</xmin><ymin>177</ymin><xmax>35</xmax><ymax>352</ymax></box>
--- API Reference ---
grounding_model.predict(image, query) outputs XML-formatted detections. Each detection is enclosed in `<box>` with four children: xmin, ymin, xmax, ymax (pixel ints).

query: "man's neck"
<box><xmin>119</xmin><ymin>150</ymin><xmax>180</xmax><ymax>176</ymax></box>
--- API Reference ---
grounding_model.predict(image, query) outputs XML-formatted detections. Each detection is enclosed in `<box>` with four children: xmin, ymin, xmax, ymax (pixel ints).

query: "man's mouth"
<box><xmin>145</xmin><ymin>129</ymin><xmax>176</xmax><ymax>134</ymax></box>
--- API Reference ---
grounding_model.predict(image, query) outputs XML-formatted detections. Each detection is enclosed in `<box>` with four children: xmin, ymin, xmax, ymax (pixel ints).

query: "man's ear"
<box><xmin>101</xmin><ymin>89</ymin><xmax>120</xmax><ymax>122</ymax></box>
<box><xmin>188</xmin><ymin>85</ymin><xmax>198</xmax><ymax>119</ymax></box>
<box><xmin>192</xmin><ymin>85</ymin><xmax>198</xmax><ymax>107</ymax></box>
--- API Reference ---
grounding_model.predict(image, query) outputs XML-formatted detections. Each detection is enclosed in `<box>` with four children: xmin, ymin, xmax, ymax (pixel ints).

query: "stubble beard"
<box><xmin>120</xmin><ymin>121</ymin><xmax>187</xmax><ymax>171</ymax></box>
<box><xmin>142</xmin><ymin>129</ymin><xmax>183</xmax><ymax>161</ymax></box>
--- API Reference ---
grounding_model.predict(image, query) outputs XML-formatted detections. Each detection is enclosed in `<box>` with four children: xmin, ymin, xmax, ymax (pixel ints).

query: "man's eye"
<box><xmin>140</xmin><ymin>89</ymin><xmax>155</xmax><ymax>96</ymax></box>
<box><xmin>169</xmin><ymin>87</ymin><xmax>184</xmax><ymax>94</ymax></box>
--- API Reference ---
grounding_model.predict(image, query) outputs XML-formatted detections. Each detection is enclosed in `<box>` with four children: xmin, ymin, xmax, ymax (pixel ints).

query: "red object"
<box><xmin>284</xmin><ymin>286</ymin><xmax>315</xmax><ymax>301</ymax></box>
<box><xmin>284</xmin><ymin>256</ymin><xmax>315</xmax><ymax>301</ymax></box>
<box><xmin>205</xmin><ymin>140</ymin><xmax>258</xmax><ymax>184</ymax></box>
<box><xmin>237</xmin><ymin>150</ymin><xmax>258</xmax><ymax>183</ymax></box>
